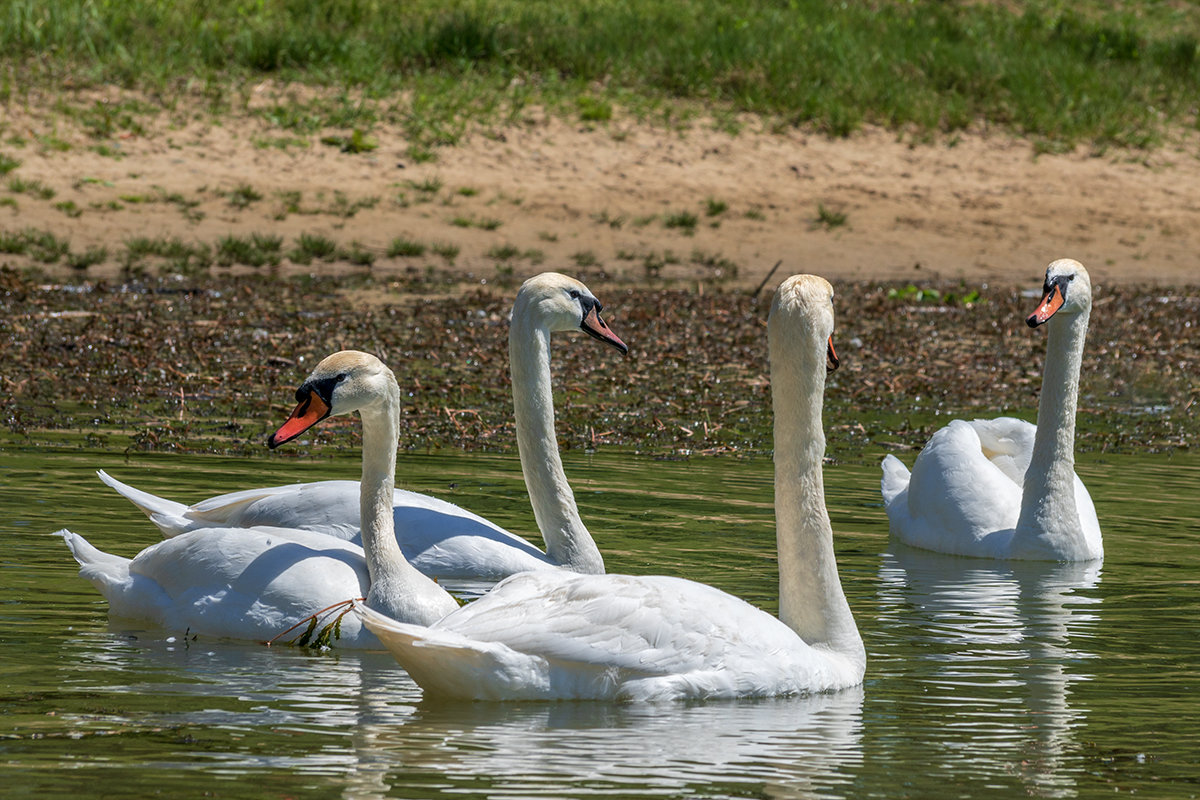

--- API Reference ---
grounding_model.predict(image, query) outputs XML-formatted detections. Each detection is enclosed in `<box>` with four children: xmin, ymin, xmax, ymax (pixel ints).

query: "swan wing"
<box><xmin>99</xmin><ymin>474</ymin><xmax>551</xmax><ymax>579</ymax></box>
<box><xmin>62</xmin><ymin>525</ymin><xmax>377</xmax><ymax>646</ymax></box>
<box><xmin>888</xmin><ymin>419</ymin><xmax>1023</xmax><ymax>556</ymax></box>
<box><xmin>967</xmin><ymin>417</ymin><xmax>1036</xmax><ymax>486</ymax></box>
<box><xmin>360</xmin><ymin>572</ymin><xmax>842</xmax><ymax>701</ymax></box>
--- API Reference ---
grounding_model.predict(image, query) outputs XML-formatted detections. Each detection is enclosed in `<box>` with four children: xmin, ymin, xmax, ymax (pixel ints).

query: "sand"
<box><xmin>5</xmin><ymin>94</ymin><xmax>1200</xmax><ymax>288</ymax></box>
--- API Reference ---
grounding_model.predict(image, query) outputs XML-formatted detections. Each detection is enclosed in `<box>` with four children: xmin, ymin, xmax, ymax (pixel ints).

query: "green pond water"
<box><xmin>1</xmin><ymin>447</ymin><xmax>1198</xmax><ymax>799</ymax></box>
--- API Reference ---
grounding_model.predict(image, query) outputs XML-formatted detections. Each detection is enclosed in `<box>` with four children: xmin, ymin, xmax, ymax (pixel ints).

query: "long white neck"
<box><xmin>509</xmin><ymin>311</ymin><xmax>605</xmax><ymax>573</ymax></box>
<box><xmin>770</xmin><ymin>334</ymin><xmax>864</xmax><ymax>667</ymax></box>
<box><xmin>1013</xmin><ymin>308</ymin><xmax>1092</xmax><ymax>558</ymax></box>
<box><xmin>358</xmin><ymin>387</ymin><xmax>456</xmax><ymax>623</ymax></box>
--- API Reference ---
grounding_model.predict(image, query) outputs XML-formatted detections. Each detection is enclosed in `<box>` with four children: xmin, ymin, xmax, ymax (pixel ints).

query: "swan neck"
<box><xmin>509</xmin><ymin>312</ymin><xmax>604</xmax><ymax>573</ymax></box>
<box><xmin>771</xmin><ymin>343</ymin><xmax>864</xmax><ymax>665</ymax></box>
<box><xmin>1015</xmin><ymin>308</ymin><xmax>1089</xmax><ymax>554</ymax></box>
<box><xmin>357</xmin><ymin>391</ymin><xmax>420</xmax><ymax>599</ymax></box>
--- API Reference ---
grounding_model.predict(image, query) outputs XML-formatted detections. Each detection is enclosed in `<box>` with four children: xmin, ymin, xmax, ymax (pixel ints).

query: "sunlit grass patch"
<box><xmin>0</xmin><ymin>227</ymin><xmax>70</xmax><ymax>262</ymax></box>
<box><xmin>663</xmin><ymin>210</ymin><xmax>698</xmax><ymax>235</ymax></box>
<box><xmin>815</xmin><ymin>203</ymin><xmax>847</xmax><ymax>229</ymax></box>
<box><xmin>431</xmin><ymin>242</ymin><xmax>460</xmax><ymax>264</ymax></box>
<box><xmin>225</xmin><ymin>183</ymin><xmax>263</xmax><ymax>210</ymax></box>
<box><xmin>388</xmin><ymin>236</ymin><xmax>426</xmax><ymax>258</ymax></box>
<box><xmin>289</xmin><ymin>233</ymin><xmax>338</xmax><ymax>265</ymax></box>
<box><xmin>8</xmin><ymin>178</ymin><xmax>55</xmax><ymax>200</ymax></box>
<box><xmin>216</xmin><ymin>233</ymin><xmax>281</xmax><ymax>267</ymax></box>
<box><xmin>2</xmin><ymin>0</ymin><xmax>1199</xmax><ymax>150</ymax></box>
<box><xmin>54</xmin><ymin>200</ymin><xmax>82</xmax><ymax>218</ymax></box>
<box><xmin>124</xmin><ymin>236</ymin><xmax>212</xmax><ymax>274</ymax></box>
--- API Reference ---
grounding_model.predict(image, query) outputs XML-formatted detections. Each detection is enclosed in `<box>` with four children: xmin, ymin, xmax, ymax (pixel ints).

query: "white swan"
<box><xmin>59</xmin><ymin>351</ymin><xmax>460</xmax><ymax>647</ymax></box>
<box><xmin>355</xmin><ymin>274</ymin><xmax>866</xmax><ymax>701</ymax></box>
<box><xmin>880</xmin><ymin>258</ymin><xmax>1103</xmax><ymax>561</ymax></box>
<box><xmin>97</xmin><ymin>272</ymin><xmax>627</xmax><ymax>581</ymax></box>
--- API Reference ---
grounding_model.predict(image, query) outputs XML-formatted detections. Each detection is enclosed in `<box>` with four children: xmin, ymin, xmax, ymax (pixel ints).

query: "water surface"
<box><xmin>2</xmin><ymin>448</ymin><xmax>1197</xmax><ymax>798</ymax></box>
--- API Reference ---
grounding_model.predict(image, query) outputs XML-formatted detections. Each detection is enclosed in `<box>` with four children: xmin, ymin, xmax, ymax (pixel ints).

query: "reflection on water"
<box><xmin>3</xmin><ymin>449</ymin><xmax>1200</xmax><ymax>798</ymax></box>
<box><xmin>57</xmin><ymin>625</ymin><xmax>865</xmax><ymax>799</ymax></box>
<box><xmin>875</xmin><ymin>546</ymin><xmax>1101</xmax><ymax>798</ymax></box>
<box><xmin>363</xmin><ymin>690</ymin><xmax>864</xmax><ymax>799</ymax></box>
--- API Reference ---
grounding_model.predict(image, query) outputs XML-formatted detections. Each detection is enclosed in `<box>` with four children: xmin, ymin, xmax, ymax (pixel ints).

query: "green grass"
<box><xmin>216</xmin><ymin>233</ymin><xmax>281</xmax><ymax>267</ymax></box>
<box><xmin>816</xmin><ymin>203</ymin><xmax>848</xmax><ymax>229</ymax></box>
<box><xmin>451</xmin><ymin>214</ymin><xmax>502</xmax><ymax>230</ymax></box>
<box><xmin>326</xmin><ymin>191</ymin><xmax>379</xmax><ymax>218</ymax></box>
<box><xmin>124</xmin><ymin>236</ymin><xmax>212</xmax><ymax>274</ymax></box>
<box><xmin>431</xmin><ymin>241</ymin><xmax>460</xmax><ymax>263</ymax></box>
<box><xmin>487</xmin><ymin>243</ymin><xmax>521</xmax><ymax>261</ymax></box>
<box><xmin>663</xmin><ymin>210</ymin><xmax>698</xmax><ymax>234</ymax></box>
<box><xmin>0</xmin><ymin>227</ymin><xmax>70</xmax><ymax>262</ymax></box>
<box><xmin>8</xmin><ymin>178</ymin><xmax>56</xmax><ymax>200</ymax></box>
<box><xmin>388</xmin><ymin>236</ymin><xmax>426</xmax><ymax>258</ymax></box>
<box><xmin>340</xmin><ymin>241</ymin><xmax>375</xmax><ymax>266</ymax></box>
<box><xmin>54</xmin><ymin>199</ymin><xmax>82</xmax><ymax>217</ymax></box>
<box><xmin>1</xmin><ymin>1</ymin><xmax>1197</xmax><ymax>149</ymax></box>
<box><xmin>408</xmin><ymin>177</ymin><xmax>444</xmax><ymax>195</ymax></box>
<box><xmin>572</xmin><ymin>250</ymin><xmax>599</xmax><ymax>267</ymax></box>
<box><xmin>225</xmin><ymin>183</ymin><xmax>263</xmax><ymax>210</ymax></box>
<box><xmin>289</xmin><ymin>233</ymin><xmax>338</xmax><ymax>264</ymax></box>
<box><xmin>66</xmin><ymin>245</ymin><xmax>108</xmax><ymax>270</ymax></box>
<box><xmin>0</xmin><ymin>153</ymin><xmax>20</xmax><ymax>176</ymax></box>
<box><xmin>320</xmin><ymin>129</ymin><xmax>377</xmax><ymax>153</ymax></box>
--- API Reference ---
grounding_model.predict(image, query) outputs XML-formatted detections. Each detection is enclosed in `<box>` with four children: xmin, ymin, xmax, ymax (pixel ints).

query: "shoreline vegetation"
<box><xmin>3</xmin><ymin>269</ymin><xmax>1195</xmax><ymax>461</ymax></box>
<box><xmin>2</xmin><ymin>0</ymin><xmax>1199</xmax><ymax>154</ymax></box>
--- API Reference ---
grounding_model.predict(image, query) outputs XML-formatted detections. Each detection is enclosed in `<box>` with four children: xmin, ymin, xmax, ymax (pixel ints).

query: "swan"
<box><xmin>59</xmin><ymin>351</ymin><xmax>460</xmax><ymax>647</ymax></box>
<box><xmin>880</xmin><ymin>258</ymin><xmax>1103</xmax><ymax>561</ymax></box>
<box><xmin>355</xmin><ymin>274</ymin><xmax>866</xmax><ymax>701</ymax></box>
<box><xmin>96</xmin><ymin>272</ymin><xmax>627</xmax><ymax>581</ymax></box>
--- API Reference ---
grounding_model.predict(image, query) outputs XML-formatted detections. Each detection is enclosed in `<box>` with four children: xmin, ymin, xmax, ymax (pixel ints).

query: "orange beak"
<box><xmin>268</xmin><ymin>392</ymin><xmax>332</xmax><ymax>449</ymax></box>
<box><xmin>581</xmin><ymin>306</ymin><xmax>629</xmax><ymax>355</ymax></box>
<box><xmin>826</xmin><ymin>335</ymin><xmax>839</xmax><ymax>372</ymax></box>
<box><xmin>1027</xmin><ymin>283</ymin><xmax>1065</xmax><ymax>327</ymax></box>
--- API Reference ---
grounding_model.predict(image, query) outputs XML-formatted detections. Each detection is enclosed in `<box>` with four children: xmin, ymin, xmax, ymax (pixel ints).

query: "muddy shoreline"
<box><xmin>3</xmin><ymin>268</ymin><xmax>1194</xmax><ymax>462</ymax></box>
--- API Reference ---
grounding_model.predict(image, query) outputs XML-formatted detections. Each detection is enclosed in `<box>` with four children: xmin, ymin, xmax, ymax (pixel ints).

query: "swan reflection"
<box><xmin>876</xmin><ymin>545</ymin><xmax>1102</xmax><ymax>798</ymax></box>
<box><xmin>66</xmin><ymin>628</ymin><xmax>864</xmax><ymax>798</ymax></box>
<box><xmin>344</xmin><ymin>687</ymin><xmax>865</xmax><ymax>800</ymax></box>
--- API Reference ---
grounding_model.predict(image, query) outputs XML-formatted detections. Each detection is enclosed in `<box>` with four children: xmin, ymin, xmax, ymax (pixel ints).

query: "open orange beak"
<box><xmin>1027</xmin><ymin>284</ymin><xmax>1065</xmax><ymax>328</ymax></box>
<box><xmin>581</xmin><ymin>306</ymin><xmax>628</xmax><ymax>355</ymax></box>
<box><xmin>268</xmin><ymin>392</ymin><xmax>332</xmax><ymax>449</ymax></box>
<box><xmin>826</xmin><ymin>335</ymin><xmax>839</xmax><ymax>372</ymax></box>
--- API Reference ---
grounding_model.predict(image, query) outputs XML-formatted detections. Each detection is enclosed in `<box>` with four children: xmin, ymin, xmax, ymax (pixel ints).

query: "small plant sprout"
<box><xmin>816</xmin><ymin>203</ymin><xmax>847</xmax><ymax>229</ymax></box>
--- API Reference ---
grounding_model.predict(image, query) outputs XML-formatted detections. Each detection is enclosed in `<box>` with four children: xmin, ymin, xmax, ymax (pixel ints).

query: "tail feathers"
<box><xmin>97</xmin><ymin>471</ymin><xmax>190</xmax><ymax>537</ymax></box>
<box><xmin>355</xmin><ymin>603</ymin><xmax>531</xmax><ymax>699</ymax></box>
<box><xmin>880</xmin><ymin>454</ymin><xmax>911</xmax><ymax>507</ymax></box>
<box><xmin>57</xmin><ymin>528</ymin><xmax>131</xmax><ymax>587</ymax></box>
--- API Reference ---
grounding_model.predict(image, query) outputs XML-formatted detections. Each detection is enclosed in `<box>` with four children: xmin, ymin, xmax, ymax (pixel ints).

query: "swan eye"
<box><xmin>568</xmin><ymin>289</ymin><xmax>581</xmax><ymax>299</ymax></box>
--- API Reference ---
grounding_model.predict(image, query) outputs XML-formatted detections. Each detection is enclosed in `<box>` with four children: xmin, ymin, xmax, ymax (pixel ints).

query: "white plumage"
<box><xmin>357</xmin><ymin>274</ymin><xmax>866</xmax><ymax>701</ymax></box>
<box><xmin>881</xmin><ymin>259</ymin><xmax>1103</xmax><ymax>561</ymax></box>
<box><xmin>61</xmin><ymin>351</ymin><xmax>462</xmax><ymax>647</ymax></box>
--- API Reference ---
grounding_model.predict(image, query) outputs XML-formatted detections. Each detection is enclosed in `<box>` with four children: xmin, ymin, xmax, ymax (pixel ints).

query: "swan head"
<box><xmin>1027</xmin><ymin>259</ymin><xmax>1092</xmax><ymax>328</ymax></box>
<box><xmin>769</xmin><ymin>274</ymin><xmax>839</xmax><ymax>373</ymax></box>
<box><xmin>268</xmin><ymin>351</ymin><xmax>398</xmax><ymax>448</ymax></box>
<box><xmin>514</xmin><ymin>272</ymin><xmax>628</xmax><ymax>354</ymax></box>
